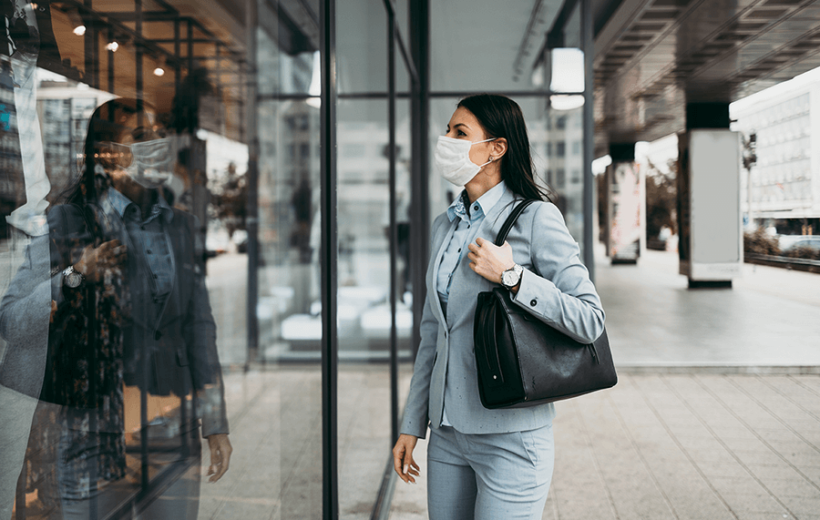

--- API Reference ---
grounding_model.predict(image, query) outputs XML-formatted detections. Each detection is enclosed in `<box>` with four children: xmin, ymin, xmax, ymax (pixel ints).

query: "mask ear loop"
<box><xmin>473</xmin><ymin>138</ymin><xmax>498</xmax><ymax>169</ymax></box>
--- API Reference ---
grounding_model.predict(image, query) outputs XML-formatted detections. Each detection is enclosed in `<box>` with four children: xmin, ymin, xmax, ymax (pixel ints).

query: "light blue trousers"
<box><xmin>427</xmin><ymin>423</ymin><xmax>554</xmax><ymax>520</ymax></box>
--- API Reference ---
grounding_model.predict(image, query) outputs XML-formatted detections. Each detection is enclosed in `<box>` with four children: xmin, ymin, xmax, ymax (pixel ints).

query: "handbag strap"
<box><xmin>494</xmin><ymin>199</ymin><xmax>537</xmax><ymax>246</ymax></box>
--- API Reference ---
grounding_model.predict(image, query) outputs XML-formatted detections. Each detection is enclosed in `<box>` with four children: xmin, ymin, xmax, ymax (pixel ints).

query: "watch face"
<box><xmin>65</xmin><ymin>272</ymin><xmax>83</xmax><ymax>288</ymax></box>
<box><xmin>502</xmin><ymin>270</ymin><xmax>517</xmax><ymax>287</ymax></box>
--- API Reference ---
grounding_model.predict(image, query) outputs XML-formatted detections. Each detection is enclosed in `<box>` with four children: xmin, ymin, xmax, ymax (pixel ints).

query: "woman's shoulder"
<box><xmin>524</xmin><ymin>199</ymin><xmax>564</xmax><ymax>224</ymax></box>
<box><xmin>509</xmin><ymin>198</ymin><xmax>562</xmax><ymax>224</ymax></box>
<box><xmin>431</xmin><ymin>211</ymin><xmax>450</xmax><ymax>230</ymax></box>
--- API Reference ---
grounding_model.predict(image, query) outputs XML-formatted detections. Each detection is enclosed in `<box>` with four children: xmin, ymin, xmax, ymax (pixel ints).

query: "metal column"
<box><xmin>320</xmin><ymin>0</ymin><xmax>339</xmax><ymax>517</ymax></box>
<box><xmin>581</xmin><ymin>0</ymin><xmax>596</xmax><ymax>282</ymax></box>
<box><xmin>245</xmin><ymin>0</ymin><xmax>259</xmax><ymax>371</ymax></box>
<box><xmin>409</xmin><ymin>0</ymin><xmax>430</xmax><ymax>360</ymax></box>
<box><xmin>387</xmin><ymin>2</ymin><xmax>399</xmax><ymax>446</ymax></box>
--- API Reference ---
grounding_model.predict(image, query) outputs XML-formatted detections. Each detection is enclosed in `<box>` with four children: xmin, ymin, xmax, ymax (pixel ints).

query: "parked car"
<box><xmin>778</xmin><ymin>235</ymin><xmax>820</xmax><ymax>259</ymax></box>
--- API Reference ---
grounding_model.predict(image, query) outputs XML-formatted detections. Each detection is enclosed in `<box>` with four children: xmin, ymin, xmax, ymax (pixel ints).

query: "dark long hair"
<box><xmin>457</xmin><ymin>94</ymin><xmax>553</xmax><ymax>202</ymax></box>
<box><xmin>66</xmin><ymin>98</ymin><xmax>144</xmax><ymax>207</ymax></box>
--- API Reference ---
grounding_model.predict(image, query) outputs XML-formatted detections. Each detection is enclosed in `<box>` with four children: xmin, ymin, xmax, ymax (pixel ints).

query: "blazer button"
<box><xmin>154</xmin><ymin>331</ymin><xmax>162</xmax><ymax>341</ymax></box>
<box><xmin>530</xmin><ymin>299</ymin><xmax>537</xmax><ymax>307</ymax></box>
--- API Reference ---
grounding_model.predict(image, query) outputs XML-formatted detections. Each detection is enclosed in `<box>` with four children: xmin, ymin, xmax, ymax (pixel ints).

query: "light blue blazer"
<box><xmin>400</xmin><ymin>187</ymin><xmax>606</xmax><ymax>438</ymax></box>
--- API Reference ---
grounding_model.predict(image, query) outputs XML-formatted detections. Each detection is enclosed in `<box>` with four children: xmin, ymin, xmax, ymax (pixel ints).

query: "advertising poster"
<box><xmin>608</xmin><ymin>161</ymin><xmax>642</xmax><ymax>263</ymax></box>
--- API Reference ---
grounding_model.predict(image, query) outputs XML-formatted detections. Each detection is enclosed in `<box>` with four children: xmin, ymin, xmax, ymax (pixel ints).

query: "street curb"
<box><xmin>616</xmin><ymin>365</ymin><xmax>820</xmax><ymax>375</ymax></box>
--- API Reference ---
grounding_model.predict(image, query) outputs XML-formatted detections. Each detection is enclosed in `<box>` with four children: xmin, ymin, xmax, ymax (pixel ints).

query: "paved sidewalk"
<box><xmin>192</xmin><ymin>250</ymin><xmax>820</xmax><ymax>519</ymax></box>
<box><xmin>390</xmin><ymin>373</ymin><xmax>820</xmax><ymax>520</ymax></box>
<box><xmin>390</xmin><ymin>252</ymin><xmax>820</xmax><ymax>519</ymax></box>
<box><xmin>596</xmin><ymin>250</ymin><xmax>820</xmax><ymax>367</ymax></box>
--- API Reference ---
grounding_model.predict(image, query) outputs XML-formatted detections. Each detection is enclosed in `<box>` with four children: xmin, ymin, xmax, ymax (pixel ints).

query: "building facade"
<box><xmin>732</xmin><ymin>75</ymin><xmax>820</xmax><ymax>234</ymax></box>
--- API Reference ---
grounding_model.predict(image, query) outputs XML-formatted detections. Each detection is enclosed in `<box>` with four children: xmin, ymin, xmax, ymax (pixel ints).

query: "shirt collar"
<box><xmin>105</xmin><ymin>187</ymin><xmax>174</xmax><ymax>224</ymax></box>
<box><xmin>447</xmin><ymin>181</ymin><xmax>507</xmax><ymax>222</ymax></box>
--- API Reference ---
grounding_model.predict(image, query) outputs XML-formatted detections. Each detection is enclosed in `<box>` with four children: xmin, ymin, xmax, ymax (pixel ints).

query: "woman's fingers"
<box><xmin>99</xmin><ymin>240</ymin><xmax>127</xmax><ymax>267</ymax></box>
<box><xmin>408</xmin><ymin>460</ymin><xmax>420</xmax><ymax>476</ymax></box>
<box><xmin>393</xmin><ymin>444</ymin><xmax>408</xmax><ymax>482</ymax></box>
<box><xmin>393</xmin><ymin>435</ymin><xmax>420</xmax><ymax>484</ymax></box>
<box><xmin>402</xmin><ymin>451</ymin><xmax>416</xmax><ymax>484</ymax></box>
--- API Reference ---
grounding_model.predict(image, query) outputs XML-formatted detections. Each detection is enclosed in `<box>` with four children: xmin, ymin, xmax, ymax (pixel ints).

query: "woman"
<box><xmin>0</xmin><ymin>98</ymin><xmax>230</xmax><ymax>519</ymax></box>
<box><xmin>392</xmin><ymin>94</ymin><xmax>605</xmax><ymax>519</ymax></box>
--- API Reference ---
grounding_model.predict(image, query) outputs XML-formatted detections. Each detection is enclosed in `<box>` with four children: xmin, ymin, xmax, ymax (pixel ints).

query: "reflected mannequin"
<box><xmin>0</xmin><ymin>99</ymin><xmax>231</xmax><ymax>519</ymax></box>
<box><xmin>0</xmin><ymin>3</ymin><xmax>58</xmax><ymax>517</ymax></box>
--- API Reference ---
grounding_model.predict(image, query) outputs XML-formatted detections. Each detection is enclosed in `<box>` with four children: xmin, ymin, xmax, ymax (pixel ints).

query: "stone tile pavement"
<box><xmin>190</xmin><ymin>250</ymin><xmax>820</xmax><ymax>519</ymax></box>
<box><xmin>390</xmin><ymin>373</ymin><xmax>820</xmax><ymax>520</ymax></box>
<box><xmin>193</xmin><ymin>365</ymin><xmax>400</xmax><ymax>520</ymax></box>
<box><xmin>596</xmin><ymin>250</ymin><xmax>820</xmax><ymax>367</ymax></box>
<box><xmin>390</xmin><ymin>251</ymin><xmax>820</xmax><ymax>519</ymax></box>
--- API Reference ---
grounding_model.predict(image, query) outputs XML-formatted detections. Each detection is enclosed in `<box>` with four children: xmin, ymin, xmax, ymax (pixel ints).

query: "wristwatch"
<box><xmin>500</xmin><ymin>264</ymin><xmax>523</xmax><ymax>290</ymax></box>
<box><xmin>62</xmin><ymin>265</ymin><xmax>85</xmax><ymax>289</ymax></box>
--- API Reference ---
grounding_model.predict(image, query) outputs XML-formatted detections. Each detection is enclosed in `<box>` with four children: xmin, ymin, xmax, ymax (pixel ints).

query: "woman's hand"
<box><xmin>392</xmin><ymin>434</ymin><xmax>420</xmax><ymax>484</ymax></box>
<box><xmin>74</xmin><ymin>240</ymin><xmax>127</xmax><ymax>283</ymax></box>
<box><xmin>206</xmin><ymin>433</ymin><xmax>233</xmax><ymax>482</ymax></box>
<box><xmin>467</xmin><ymin>237</ymin><xmax>515</xmax><ymax>285</ymax></box>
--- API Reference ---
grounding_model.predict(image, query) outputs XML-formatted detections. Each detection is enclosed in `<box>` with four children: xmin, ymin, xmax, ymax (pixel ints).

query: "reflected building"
<box><xmin>36</xmin><ymin>78</ymin><xmax>112</xmax><ymax>203</ymax></box>
<box><xmin>0</xmin><ymin>62</ymin><xmax>22</xmax><ymax>239</ymax></box>
<box><xmin>535</xmin><ymin>108</ymin><xmax>585</xmax><ymax>245</ymax></box>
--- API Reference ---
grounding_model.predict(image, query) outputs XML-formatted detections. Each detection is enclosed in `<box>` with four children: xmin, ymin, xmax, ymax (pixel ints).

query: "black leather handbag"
<box><xmin>473</xmin><ymin>200</ymin><xmax>617</xmax><ymax>409</ymax></box>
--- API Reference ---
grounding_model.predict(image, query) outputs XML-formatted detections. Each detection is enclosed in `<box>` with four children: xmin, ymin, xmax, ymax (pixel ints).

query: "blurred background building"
<box><xmin>732</xmin><ymin>72</ymin><xmax>820</xmax><ymax>237</ymax></box>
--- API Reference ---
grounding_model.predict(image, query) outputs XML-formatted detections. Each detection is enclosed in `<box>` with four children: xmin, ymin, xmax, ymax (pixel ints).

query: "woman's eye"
<box><xmin>457</xmin><ymin>130</ymin><xmax>466</xmax><ymax>136</ymax></box>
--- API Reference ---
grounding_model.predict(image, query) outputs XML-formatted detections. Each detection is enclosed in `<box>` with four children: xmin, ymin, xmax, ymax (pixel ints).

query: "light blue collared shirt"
<box><xmin>107</xmin><ymin>188</ymin><xmax>175</xmax><ymax>301</ymax></box>
<box><xmin>436</xmin><ymin>180</ymin><xmax>507</xmax><ymax>314</ymax></box>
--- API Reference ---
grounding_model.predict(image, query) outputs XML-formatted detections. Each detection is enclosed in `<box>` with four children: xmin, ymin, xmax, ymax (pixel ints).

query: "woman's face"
<box><xmin>94</xmin><ymin>108</ymin><xmax>165</xmax><ymax>172</ymax></box>
<box><xmin>115</xmin><ymin>109</ymin><xmax>164</xmax><ymax>146</ymax></box>
<box><xmin>445</xmin><ymin>106</ymin><xmax>494</xmax><ymax>167</ymax></box>
<box><xmin>102</xmin><ymin>108</ymin><xmax>171</xmax><ymax>191</ymax></box>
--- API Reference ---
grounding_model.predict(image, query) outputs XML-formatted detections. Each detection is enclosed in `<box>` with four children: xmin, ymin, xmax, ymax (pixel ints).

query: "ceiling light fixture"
<box><xmin>550</xmin><ymin>95</ymin><xmax>585</xmax><ymax>111</ymax></box>
<box><xmin>106</xmin><ymin>41</ymin><xmax>119</xmax><ymax>52</ymax></box>
<box><xmin>153</xmin><ymin>67</ymin><xmax>165</xmax><ymax>77</ymax></box>
<box><xmin>73</xmin><ymin>25</ymin><xmax>86</xmax><ymax>36</ymax></box>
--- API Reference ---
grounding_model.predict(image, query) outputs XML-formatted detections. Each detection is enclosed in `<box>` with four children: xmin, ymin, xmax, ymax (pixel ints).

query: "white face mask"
<box><xmin>126</xmin><ymin>138</ymin><xmax>174</xmax><ymax>188</ymax></box>
<box><xmin>97</xmin><ymin>137</ymin><xmax>174</xmax><ymax>188</ymax></box>
<box><xmin>435</xmin><ymin>136</ymin><xmax>496</xmax><ymax>186</ymax></box>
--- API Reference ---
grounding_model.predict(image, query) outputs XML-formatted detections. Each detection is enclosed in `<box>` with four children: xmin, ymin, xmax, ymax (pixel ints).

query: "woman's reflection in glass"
<box><xmin>0</xmin><ymin>98</ymin><xmax>230</xmax><ymax>519</ymax></box>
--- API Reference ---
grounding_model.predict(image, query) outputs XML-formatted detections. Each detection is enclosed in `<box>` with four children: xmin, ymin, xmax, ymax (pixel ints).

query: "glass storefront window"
<box><xmin>0</xmin><ymin>1</ymin><xmax>329</xmax><ymax>518</ymax></box>
<box><xmin>0</xmin><ymin>1</ymin><xmax>593</xmax><ymax>518</ymax></box>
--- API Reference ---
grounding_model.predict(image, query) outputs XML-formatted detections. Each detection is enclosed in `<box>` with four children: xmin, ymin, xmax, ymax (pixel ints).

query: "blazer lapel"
<box><xmin>429</xmin><ymin>217</ymin><xmax>457</xmax><ymax>326</ymax></box>
<box><xmin>479</xmin><ymin>187</ymin><xmax>517</xmax><ymax>241</ymax></box>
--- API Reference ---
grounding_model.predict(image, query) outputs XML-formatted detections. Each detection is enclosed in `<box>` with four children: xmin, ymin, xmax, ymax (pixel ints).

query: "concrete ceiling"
<box><xmin>593</xmin><ymin>0</ymin><xmax>820</xmax><ymax>152</ymax></box>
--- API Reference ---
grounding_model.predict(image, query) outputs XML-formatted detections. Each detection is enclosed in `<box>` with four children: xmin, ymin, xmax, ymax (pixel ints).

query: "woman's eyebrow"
<box><xmin>454</xmin><ymin>123</ymin><xmax>470</xmax><ymax>130</ymax></box>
